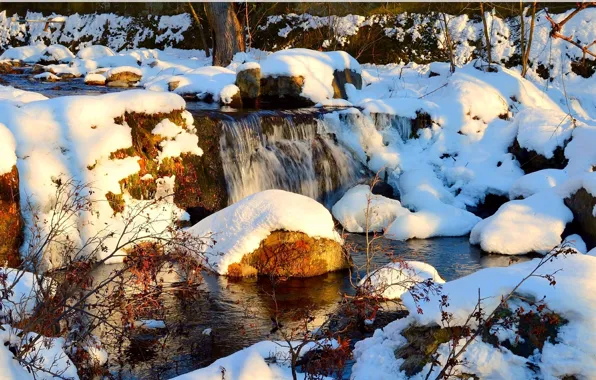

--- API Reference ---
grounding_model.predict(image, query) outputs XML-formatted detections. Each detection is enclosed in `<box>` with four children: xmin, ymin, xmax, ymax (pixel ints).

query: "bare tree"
<box><xmin>520</xmin><ymin>1</ymin><xmax>537</xmax><ymax>77</ymax></box>
<box><xmin>204</xmin><ymin>2</ymin><xmax>245</xmax><ymax>66</ymax></box>
<box><xmin>188</xmin><ymin>2</ymin><xmax>210</xmax><ymax>58</ymax></box>
<box><xmin>480</xmin><ymin>2</ymin><xmax>493</xmax><ymax>70</ymax></box>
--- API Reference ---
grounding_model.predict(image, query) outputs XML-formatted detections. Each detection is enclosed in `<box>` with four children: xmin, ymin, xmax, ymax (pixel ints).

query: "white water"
<box><xmin>219</xmin><ymin>112</ymin><xmax>364</xmax><ymax>206</ymax></box>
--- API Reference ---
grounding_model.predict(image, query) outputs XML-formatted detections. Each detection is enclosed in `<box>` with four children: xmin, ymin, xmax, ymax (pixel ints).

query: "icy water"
<box><xmin>2</xmin><ymin>73</ymin><xmax>530</xmax><ymax>379</ymax></box>
<box><xmin>97</xmin><ymin>235</ymin><xmax>530</xmax><ymax>380</ymax></box>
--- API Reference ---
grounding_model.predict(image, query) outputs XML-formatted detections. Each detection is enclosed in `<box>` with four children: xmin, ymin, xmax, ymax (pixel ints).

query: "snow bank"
<box><xmin>171</xmin><ymin>340</ymin><xmax>334</xmax><ymax>380</ymax></box>
<box><xmin>259</xmin><ymin>49</ymin><xmax>361</xmax><ymax>103</ymax></box>
<box><xmin>76</xmin><ymin>45</ymin><xmax>115</xmax><ymax>60</ymax></box>
<box><xmin>0</xmin><ymin>86</ymin><xmax>47</xmax><ymax>104</ymax></box>
<box><xmin>354</xmin><ymin>254</ymin><xmax>596</xmax><ymax>379</ymax></box>
<box><xmin>470</xmin><ymin>191</ymin><xmax>573</xmax><ymax>255</ymax></box>
<box><xmin>39</xmin><ymin>44</ymin><xmax>75</xmax><ymax>63</ymax></box>
<box><xmin>359</xmin><ymin>260</ymin><xmax>444</xmax><ymax>299</ymax></box>
<box><xmin>331</xmin><ymin>185</ymin><xmax>409</xmax><ymax>233</ymax></box>
<box><xmin>187</xmin><ymin>190</ymin><xmax>342</xmax><ymax>274</ymax></box>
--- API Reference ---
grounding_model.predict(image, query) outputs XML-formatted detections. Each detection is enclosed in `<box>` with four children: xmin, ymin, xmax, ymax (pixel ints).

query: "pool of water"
<box><xmin>99</xmin><ymin>234</ymin><xmax>530</xmax><ymax>379</ymax></box>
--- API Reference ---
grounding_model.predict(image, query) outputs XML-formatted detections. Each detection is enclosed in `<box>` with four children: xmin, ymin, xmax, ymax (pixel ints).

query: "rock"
<box><xmin>84</xmin><ymin>73</ymin><xmax>107</xmax><ymax>86</ymax></box>
<box><xmin>371</xmin><ymin>180</ymin><xmax>396</xmax><ymax>199</ymax></box>
<box><xmin>0</xmin><ymin>166</ymin><xmax>22</xmax><ymax>267</ymax></box>
<box><xmin>168</xmin><ymin>80</ymin><xmax>180</xmax><ymax>92</ymax></box>
<box><xmin>332</xmin><ymin>68</ymin><xmax>362</xmax><ymax>99</ymax></box>
<box><xmin>0</xmin><ymin>61</ymin><xmax>17</xmax><ymax>74</ymax></box>
<box><xmin>107</xmin><ymin>80</ymin><xmax>130</xmax><ymax>88</ymax></box>
<box><xmin>259</xmin><ymin>75</ymin><xmax>312</xmax><ymax>108</ymax></box>
<box><xmin>30</xmin><ymin>64</ymin><xmax>46</xmax><ymax>75</ymax></box>
<box><xmin>105</xmin><ymin>67</ymin><xmax>142</xmax><ymax>84</ymax></box>
<box><xmin>564</xmin><ymin>187</ymin><xmax>596</xmax><ymax>250</ymax></box>
<box><xmin>57</xmin><ymin>72</ymin><xmax>78</xmax><ymax>79</ymax></box>
<box><xmin>236</xmin><ymin>66</ymin><xmax>261</xmax><ymax>105</ymax></box>
<box><xmin>33</xmin><ymin>72</ymin><xmax>60</xmax><ymax>82</ymax></box>
<box><xmin>509</xmin><ymin>138</ymin><xmax>569</xmax><ymax>174</ymax></box>
<box><xmin>226</xmin><ymin>230</ymin><xmax>348</xmax><ymax>278</ymax></box>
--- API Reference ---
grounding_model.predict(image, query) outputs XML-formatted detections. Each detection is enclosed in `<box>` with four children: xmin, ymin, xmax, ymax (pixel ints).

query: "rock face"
<box><xmin>509</xmin><ymin>139</ymin><xmax>569</xmax><ymax>174</ymax></box>
<box><xmin>236</xmin><ymin>67</ymin><xmax>261</xmax><ymax>105</ymax></box>
<box><xmin>226</xmin><ymin>230</ymin><xmax>348</xmax><ymax>278</ymax></box>
<box><xmin>564</xmin><ymin>188</ymin><xmax>596</xmax><ymax>250</ymax></box>
<box><xmin>0</xmin><ymin>166</ymin><xmax>22</xmax><ymax>266</ymax></box>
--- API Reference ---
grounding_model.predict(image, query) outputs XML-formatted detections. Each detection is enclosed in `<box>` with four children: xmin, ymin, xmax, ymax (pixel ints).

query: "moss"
<box><xmin>105</xmin><ymin>192</ymin><xmax>125</xmax><ymax>215</ymax></box>
<box><xmin>0</xmin><ymin>166</ymin><xmax>22</xmax><ymax>267</ymax></box>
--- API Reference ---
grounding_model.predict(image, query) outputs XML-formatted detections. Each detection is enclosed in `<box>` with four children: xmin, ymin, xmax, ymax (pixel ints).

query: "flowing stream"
<box><xmin>1</xmin><ymin>74</ymin><xmax>528</xmax><ymax>379</ymax></box>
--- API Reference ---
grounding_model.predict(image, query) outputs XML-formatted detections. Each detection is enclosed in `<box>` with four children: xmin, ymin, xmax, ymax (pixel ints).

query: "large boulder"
<box><xmin>187</xmin><ymin>189</ymin><xmax>348</xmax><ymax>277</ymax></box>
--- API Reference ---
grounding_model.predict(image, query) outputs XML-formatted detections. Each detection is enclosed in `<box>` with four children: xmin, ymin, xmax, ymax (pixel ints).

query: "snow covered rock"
<box><xmin>235</xmin><ymin>62</ymin><xmax>261</xmax><ymax>105</ymax></box>
<box><xmin>38</xmin><ymin>44</ymin><xmax>75</xmax><ymax>64</ymax></box>
<box><xmin>470</xmin><ymin>191</ymin><xmax>573</xmax><ymax>255</ymax></box>
<box><xmin>33</xmin><ymin>72</ymin><xmax>60</xmax><ymax>82</ymax></box>
<box><xmin>0</xmin><ymin>43</ymin><xmax>46</xmax><ymax>62</ymax></box>
<box><xmin>105</xmin><ymin>66</ymin><xmax>142</xmax><ymax>85</ymax></box>
<box><xmin>359</xmin><ymin>261</ymin><xmax>444</xmax><ymax>299</ymax></box>
<box><xmin>187</xmin><ymin>190</ymin><xmax>347</xmax><ymax>277</ymax></box>
<box><xmin>509</xmin><ymin>169</ymin><xmax>568</xmax><ymax>199</ymax></box>
<box><xmin>76</xmin><ymin>45</ymin><xmax>115</xmax><ymax>60</ymax></box>
<box><xmin>331</xmin><ymin>184</ymin><xmax>409</xmax><ymax>233</ymax></box>
<box><xmin>84</xmin><ymin>73</ymin><xmax>106</xmax><ymax>86</ymax></box>
<box><xmin>509</xmin><ymin>109</ymin><xmax>573</xmax><ymax>174</ymax></box>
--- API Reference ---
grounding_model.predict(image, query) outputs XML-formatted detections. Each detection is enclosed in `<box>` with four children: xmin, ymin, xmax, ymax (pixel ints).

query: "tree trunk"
<box><xmin>522</xmin><ymin>1</ymin><xmax>537</xmax><ymax>77</ymax></box>
<box><xmin>188</xmin><ymin>2</ymin><xmax>210</xmax><ymax>58</ymax></box>
<box><xmin>442</xmin><ymin>12</ymin><xmax>455</xmax><ymax>73</ymax></box>
<box><xmin>204</xmin><ymin>2</ymin><xmax>245</xmax><ymax>67</ymax></box>
<box><xmin>480</xmin><ymin>2</ymin><xmax>492</xmax><ymax>69</ymax></box>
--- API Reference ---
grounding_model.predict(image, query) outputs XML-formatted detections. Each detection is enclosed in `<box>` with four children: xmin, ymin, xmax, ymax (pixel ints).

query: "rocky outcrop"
<box><xmin>564</xmin><ymin>187</ymin><xmax>596</xmax><ymax>250</ymax></box>
<box><xmin>226</xmin><ymin>230</ymin><xmax>349</xmax><ymax>278</ymax></box>
<box><xmin>509</xmin><ymin>139</ymin><xmax>569</xmax><ymax>174</ymax></box>
<box><xmin>0</xmin><ymin>166</ymin><xmax>22</xmax><ymax>266</ymax></box>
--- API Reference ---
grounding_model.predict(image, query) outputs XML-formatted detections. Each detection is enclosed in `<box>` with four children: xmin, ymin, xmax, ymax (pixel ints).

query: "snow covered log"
<box><xmin>188</xmin><ymin>190</ymin><xmax>348</xmax><ymax>277</ymax></box>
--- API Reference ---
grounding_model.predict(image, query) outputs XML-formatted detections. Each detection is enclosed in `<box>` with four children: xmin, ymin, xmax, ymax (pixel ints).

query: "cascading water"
<box><xmin>219</xmin><ymin>110</ymin><xmax>364</xmax><ymax>207</ymax></box>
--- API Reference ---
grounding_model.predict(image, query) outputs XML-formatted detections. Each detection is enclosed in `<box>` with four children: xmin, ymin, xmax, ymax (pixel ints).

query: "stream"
<box><xmin>2</xmin><ymin>73</ymin><xmax>530</xmax><ymax>379</ymax></box>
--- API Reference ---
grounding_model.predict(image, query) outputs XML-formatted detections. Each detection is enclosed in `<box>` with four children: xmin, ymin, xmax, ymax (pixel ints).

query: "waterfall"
<box><xmin>219</xmin><ymin>111</ymin><xmax>364</xmax><ymax>207</ymax></box>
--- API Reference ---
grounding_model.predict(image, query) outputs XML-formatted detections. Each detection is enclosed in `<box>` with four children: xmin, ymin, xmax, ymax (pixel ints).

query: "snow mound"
<box><xmin>76</xmin><ymin>45</ymin><xmax>115</xmax><ymax>60</ymax></box>
<box><xmin>470</xmin><ymin>191</ymin><xmax>573</xmax><ymax>255</ymax></box>
<box><xmin>359</xmin><ymin>261</ymin><xmax>445</xmax><ymax>299</ymax></box>
<box><xmin>563</xmin><ymin>234</ymin><xmax>587</xmax><ymax>254</ymax></box>
<box><xmin>514</xmin><ymin>108</ymin><xmax>575</xmax><ymax>158</ymax></box>
<box><xmin>39</xmin><ymin>44</ymin><xmax>75</xmax><ymax>63</ymax></box>
<box><xmin>331</xmin><ymin>184</ymin><xmax>409</xmax><ymax>233</ymax></box>
<box><xmin>0</xmin><ymin>43</ymin><xmax>46</xmax><ymax>62</ymax></box>
<box><xmin>509</xmin><ymin>169</ymin><xmax>568</xmax><ymax>199</ymax></box>
<box><xmin>0</xmin><ymin>86</ymin><xmax>47</xmax><ymax>104</ymax></box>
<box><xmin>187</xmin><ymin>190</ymin><xmax>342</xmax><ymax>274</ymax></box>
<box><xmin>259</xmin><ymin>49</ymin><xmax>361</xmax><ymax>103</ymax></box>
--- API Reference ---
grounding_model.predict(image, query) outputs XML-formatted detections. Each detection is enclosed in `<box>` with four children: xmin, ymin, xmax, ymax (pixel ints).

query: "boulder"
<box><xmin>105</xmin><ymin>66</ymin><xmax>142</xmax><ymax>84</ymax></box>
<box><xmin>564</xmin><ymin>187</ymin><xmax>596</xmax><ymax>250</ymax></box>
<box><xmin>33</xmin><ymin>72</ymin><xmax>60</xmax><ymax>82</ymax></box>
<box><xmin>0</xmin><ymin>61</ymin><xmax>17</xmax><ymax>74</ymax></box>
<box><xmin>0</xmin><ymin>166</ymin><xmax>22</xmax><ymax>266</ymax></box>
<box><xmin>509</xmin><ymin>139</ymin><xmax>569</xmax><ymax>174</ymax></box>
<box><xmin>106</xmin><ymin>80</ymin><xmax>130</xmax><ymax>88</ymax></box>
<box><xmin>84</xmin><ymin>73</ymin><xmax>106</xmax><ymax>86</ymax></box>
<box><xmin>259</xmin><ymin>75</ymin><xmax>311</xmax><ymax>107</ymax></box>
<box><xmin>236</xmin><ymin>65</ymin><xmax>261</xmax><ymax>105</ymax></box>
<box><xmin>226</xmin><ymin>230</ymin><xmax>348</xmax><ymax>278</ymax></box>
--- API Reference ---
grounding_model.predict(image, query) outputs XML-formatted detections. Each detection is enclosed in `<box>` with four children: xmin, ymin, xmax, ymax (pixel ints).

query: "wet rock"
<box><xmin>509</xmin><ymin>139</ymin><xmax>569</xmax><ymax>174</ymax></box>
<box><xmin>371</xmin><ymin>180</ymin><xmax>397</xmax><ymax>199</ymax></box>
<box><xmin>259</xmin><ymin>75</ymin><xmax>312</xmax><ymax>108</ymax></box>
<box><xmin>564</xmin><ymin>187</ymin><xmax>596</xmax><ymax>250</ymax></box>
<box><xmin>106</xmin><ymin>68</ymin><xmax>142</xmax><ymax>85</ymax></box>
<box><xmin>332</xmin><ymin>68</ymin><xmax>362</xmax><ymax>99</ymax></box>
<box><xmin>226</xmin><ymin>230</ymin><xmax>349</xmax><ymax>278</ymax></box>
<box><xmin>467</xmin><ymin>193</ymin><xmax>509</xmax><ymax>219</ymax></box>
<box><xmin>57</xmin><ymin>72</ymin><xmax>78</xmax><ymax>79</ymax></box>
<box><xmin>30</xmin><ymin>64</ymin><xmax>46</xmax><ymax>75</ymax></box>
<box><xmin>106</xmin><ymin>80</ymin><xmax>130</xmax><ymax>88</ymax></box>
<box><xmin>0</xmin><ymin>166</ymin><xmax>22</xmax><ymax>267</ymax></box>
<box><xmin>0</xmin><ymin>61</ymin><xmax>18</xmax><ymax>74</ymax></box>
<box><xmin>236</xmin><ymin>66</ymin><xmax>261</xmax><ymax>105</ymax></box>
<box><xmin>34</xmin><ymin>72</ymin><xmax>60</xmax><ymax>82</ymax></box>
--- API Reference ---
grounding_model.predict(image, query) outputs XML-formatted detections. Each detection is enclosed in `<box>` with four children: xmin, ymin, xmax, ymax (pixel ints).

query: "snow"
<box><xmin>0</xmin><ymin>43</ymin><xmax>46</xmax><ymax>61</ymax></box>
<box><xmin>509</xmin><ymin>169</ymin><xmax>568</xmax><ymax>199</ymax></box>
<box><xmin>170</xmin><ymin>340</ymin><xmax>334</xmax><ymax>380</ymax></box>
<box><xmin>331</xmin><ymin>184</ymin><xmax>409</xmax><ymax>233</ymax></box>
<box><xmin>39</xmin><ymin>44</ymin><xmax>75</xmax><ymax>63</ymax></box>
<box><xmin>259</xmin><ymin>49</ymin><xmax>361</xmax><ymax>104</ymax></box>
<box><xmin>359</xmin><ymin>260</ymin><xmax>444</xmax><ymax>299</ymax></box>
<box><xmin>0</xmin><ymin>85</ymin><xmax>47</xmax><ymax>105</ymax></box>
<box><xmin>106</xmin><ymin>65</ymin><xmax>142</xmax><ymax>77</ymax></box>
<box><xmin>33</xmin><ymin>72</ymin><xmax>60</xmax><ymax>81</ymax></box>
<box><xmin>187</xmin><ymin>190</ymin><xmax>342</xmax><ymax>275</ymax></box>
<box><xmin>219</xmin><ymin>84</ymin><xmax>240</xmax><ymax>105</ymax></box>
<box><xmin>513</xmin><ymin>108</ymin><xmax>575</xmax><ymax>158</ymax></box>
<box><xmin>76</xmin><ymin>45</ymin><xmax>116</xmax><ymax>60</ymax></box>
<box><xmin>470</xmin><ymin>191</ymin><xmax>573</xmax><ymax>255</ymax></box>
<box><xmin>84</xmin><ymin>73</ymin><xmax>106</xmax><ymax>84</ymax></box>
<box><xmin>134</xmin><ymin>319</ymin><xmax>166</xmax><ymax>329</ymax></box>
<box><xmin>354</xmin><ymin>254</ymin><xmax>596</xmax><ymax>379</ymax></box>
<box><xmin>0</xmin><ymin>122</ymin><xmax>16</xmax><ymax>175</ymax></box>
<box><xmin>563</xmin><ymin>234</ymin><xmax>587</xmax><ymax>254</ymax></box>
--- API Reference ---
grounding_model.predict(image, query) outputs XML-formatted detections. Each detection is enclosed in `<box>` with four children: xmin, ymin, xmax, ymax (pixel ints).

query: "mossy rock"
<box><xmin>227</xmin><ymin>230</ymin><xmax>349</xmax><ymax>278</ymax></box>
<box><xmin>236</xmin><ymin>67</ymin><xmax>261</xmax><ymax>103</ymax></box>
<box><xmin>508</xmin><ymin>139</ymin><xmax>569</xmax><ymax>174</ymax></box>
<box><xmin>0</xmin><ymin>166</ymin><xmax>22</xmax><ymax>267</ymax></box>
<box><xmin>108</xmin><ymin>110</ymin><xmax>228</xmax><ymax>224</ymax></box>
